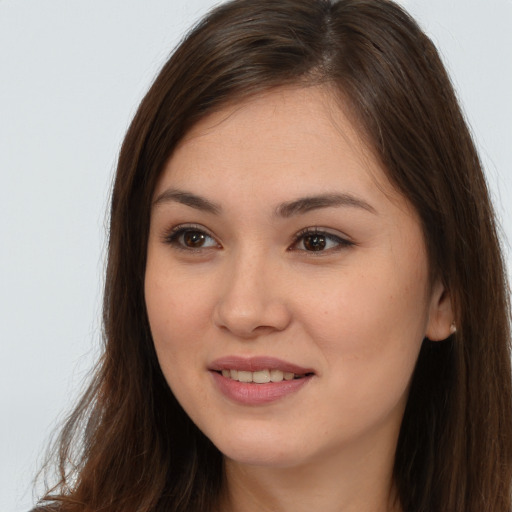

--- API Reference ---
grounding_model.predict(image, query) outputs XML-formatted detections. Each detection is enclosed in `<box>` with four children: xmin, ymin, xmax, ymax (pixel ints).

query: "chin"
<box><xmin>206</xmin><ymin>427</ymin><xmax>313</xmax><ymax>468</ymax></box>
<box><xmin>222</xmin><ymin>447</ymin><xmax>306</xmax><ymax>468</ymax></box>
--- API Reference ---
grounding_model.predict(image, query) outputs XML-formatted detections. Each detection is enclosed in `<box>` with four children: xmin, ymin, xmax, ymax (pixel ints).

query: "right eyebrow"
<box><xmin>152</xmin><ymin>188</ymin><xmax>222</xmax><ymax>215</ymax></box>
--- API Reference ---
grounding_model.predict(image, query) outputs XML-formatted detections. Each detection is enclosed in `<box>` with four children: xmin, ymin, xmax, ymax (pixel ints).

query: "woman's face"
<box><xmin>145</xmin><ymin>86</ymin><xmax>451</xmax><ymax>469</ymax></box>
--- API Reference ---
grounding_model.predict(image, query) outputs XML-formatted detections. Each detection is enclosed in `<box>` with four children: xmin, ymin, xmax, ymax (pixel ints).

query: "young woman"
<box><xmin>35</xmin><ymin>1</ymin><xmax>512</xmax><ymax>511</ymax></box>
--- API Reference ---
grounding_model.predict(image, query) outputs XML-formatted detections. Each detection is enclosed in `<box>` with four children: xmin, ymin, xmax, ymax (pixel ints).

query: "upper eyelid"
<box><xmin>165</xmin><ymin>223</ymin><xmax>215</xmax><ymax>237</ymax></box>
<box><xmin>293</xmin><ymin>227</ymin><xmax>353</xmax><ymax>243</ymax></box>
<box><xmin>161</xmin><ymin>223</ymin><xmax>220</xmax><ymax>245</ymax></box>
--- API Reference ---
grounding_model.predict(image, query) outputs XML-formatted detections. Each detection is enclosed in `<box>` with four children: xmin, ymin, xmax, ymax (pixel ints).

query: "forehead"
<box><xmin>177</xmin><ymin>86</ymin><xmax>367</xmax><ymax>164</ymax></box>
<box><xmin>157</xmin><ymin>85</ymin><xmax>403</xmax><ymax>210</ymax></box>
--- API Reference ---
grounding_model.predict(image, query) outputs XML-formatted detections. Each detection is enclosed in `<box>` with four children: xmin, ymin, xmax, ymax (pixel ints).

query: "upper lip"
<box><xmin>209</xmin><ymin>356</ymin><xmax>315</xmax><ymax>375</ymax></box>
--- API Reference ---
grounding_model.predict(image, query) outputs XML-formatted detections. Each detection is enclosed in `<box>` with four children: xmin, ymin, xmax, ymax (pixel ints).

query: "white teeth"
<box><xmin>270</xmin><ymin>369</ymin><xmax>284</xmax><ymax>382</ymax></box>
<box><xmin>220</xmin><ymin>369</ymin><xmax>305</xmax><ymax>383</ymax></box>
<box><xmin>237</xmin><ymin>370</ymin><xmax>252</xmax><ymax>383</ymax></box>
<box><xmin>252</xmin><ymin>369</ymin><xmax>271</xmax><ymax>383</ymax></box>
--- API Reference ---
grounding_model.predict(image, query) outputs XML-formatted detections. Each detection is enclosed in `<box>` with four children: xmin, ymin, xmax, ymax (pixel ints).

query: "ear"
<box><xmin>425</xmin><ymin>280</ymin><xmax>455</xmax><ymax>341</ymax></box>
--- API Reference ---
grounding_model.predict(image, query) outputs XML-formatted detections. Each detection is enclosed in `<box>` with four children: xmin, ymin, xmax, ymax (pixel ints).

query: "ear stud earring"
<box><xmin>450</xmin><ymin>322</ymin><xmax>457</xmax><ymax>334</ymax></box>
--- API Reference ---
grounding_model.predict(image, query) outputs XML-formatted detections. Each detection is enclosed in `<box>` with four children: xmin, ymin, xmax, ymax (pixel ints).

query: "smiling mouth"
<box><xmin>210</xmin><ymin>358</ymin><xmax>315</xmax><ymax>404</ymax></box>
<box><xmin>216</xmin><ymin>369</ymin><xmax>313</xmax><ymax>383</ymax></box>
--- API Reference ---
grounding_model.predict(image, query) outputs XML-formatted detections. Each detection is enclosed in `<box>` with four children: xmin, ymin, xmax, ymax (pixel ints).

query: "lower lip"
<box><xmin>211</xmin><ymin>371</ymin><xmax>312</xmax><ymax>405</ymax></box>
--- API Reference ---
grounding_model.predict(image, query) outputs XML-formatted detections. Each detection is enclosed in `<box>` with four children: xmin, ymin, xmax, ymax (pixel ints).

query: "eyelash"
<box><xmin>162</xmin><ymin>224</ymin><xmax>354</xmax><ymax>254</ymax></box>
<box><xmin>163</xmin><ymin>224</ymin><xmax>219</xmax><ymax>251</ymax></box>
<box><xmin>290</xmin><ymin>228</ymin><xmax>354</xmax><ymax>253</ymax></box>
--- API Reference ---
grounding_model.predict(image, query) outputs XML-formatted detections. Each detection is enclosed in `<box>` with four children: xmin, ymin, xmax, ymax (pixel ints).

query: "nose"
<box><xmin>213</xmin><ymin>252</ymin><xmax>292</xmax><ymax>339</ymax></box>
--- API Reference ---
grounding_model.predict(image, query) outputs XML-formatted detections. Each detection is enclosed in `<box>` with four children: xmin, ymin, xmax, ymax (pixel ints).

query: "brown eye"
<box><xmin>303</xmin><ymin>233</ymin><xmax>327</xmax><ymax>251</ymax></box>
<box><xmin>292</xmin><ymin>229</ymin><xmax>353</xmax><ymax>253</ymax></box>
<box><xmin>165</xmin><ymin>226</ymin><xmax>219</xmax><ymax>250</ymax></box>
<box><xmin>183</xmin><ymin>230</ymin><xmax>208</xmax><ymax>248</ymax></box>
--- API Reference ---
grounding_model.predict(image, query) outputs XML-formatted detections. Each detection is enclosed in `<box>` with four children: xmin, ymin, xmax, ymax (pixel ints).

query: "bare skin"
<box><xmin>145</xmin><ymin>86</ymin><xmax>453</xmax><ymax>512</ymax></box>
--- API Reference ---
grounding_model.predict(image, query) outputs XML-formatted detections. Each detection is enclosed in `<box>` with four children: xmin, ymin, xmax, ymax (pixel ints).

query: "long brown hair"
<box><xmin>38</xmin><ymin>1</ymin><xmax>512</xmax><ymax>511</ymax></box>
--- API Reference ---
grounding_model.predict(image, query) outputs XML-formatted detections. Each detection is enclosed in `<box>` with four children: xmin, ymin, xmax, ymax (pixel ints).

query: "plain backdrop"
<box><xmin>1</xmin><ymin>0</ymin><xmax>511</xmax><ymax>510</ymax></box>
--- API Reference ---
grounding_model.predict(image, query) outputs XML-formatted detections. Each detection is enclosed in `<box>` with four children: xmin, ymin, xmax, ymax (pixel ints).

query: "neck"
<box><xmin>218</xmin><ymin>436</ymin><xmax>402</xmax><ymax>512</ymax></box>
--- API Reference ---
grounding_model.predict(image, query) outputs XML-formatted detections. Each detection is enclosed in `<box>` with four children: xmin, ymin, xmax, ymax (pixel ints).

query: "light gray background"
<box><xmin>1</xmin><ymin>1</ymin><xmax>511</xmax><ymax>510</ymax></box>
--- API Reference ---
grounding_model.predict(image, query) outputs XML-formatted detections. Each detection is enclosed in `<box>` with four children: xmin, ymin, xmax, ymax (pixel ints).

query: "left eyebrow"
<box><xmin>275</xmin><ymin>193</ymin><xmax>377</xmax><ymax>218</ymax></box>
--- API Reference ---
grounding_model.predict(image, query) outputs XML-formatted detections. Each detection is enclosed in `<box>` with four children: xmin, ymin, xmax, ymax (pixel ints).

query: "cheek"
<box><xmin>145</xmin><ymin>256</ymin><xmax>215</xmax><ymax>336</ymax></box>
<box><xmin>300</xmin><ymin>263</ymin><xmax>429</xmax><ymax>343</ymax></box>
<box><xmin>297</xmin><ymin>258</ymin><xmax>429</xmax><ymax>394</ymax></box>
<box><xmin>145</xmin><ymin>267</ymin><xmax>215</xmax><ymax>410</ymax></box>
<box><xmin>301</xmin><ymin>277</ymin><xmax>427</xmax><ymax>440</ymax></box>
<box><xmin>144</xmin><ymin>258</ymin><xmax>207</xmax><ymax>371</ymax></box>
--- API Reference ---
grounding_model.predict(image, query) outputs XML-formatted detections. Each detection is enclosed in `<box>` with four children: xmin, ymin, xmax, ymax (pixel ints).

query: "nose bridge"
<box><xmin>214</xmin><ymin>244</ymin><xmax>290</xmax><ymax>337</ymax></box>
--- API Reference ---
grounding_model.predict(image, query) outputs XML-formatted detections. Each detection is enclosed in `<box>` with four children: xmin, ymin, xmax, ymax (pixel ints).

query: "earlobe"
<box><xmin>425</xmin><ymin>281</ymin><xmax>456</xmax><ymax>341</ymax></box>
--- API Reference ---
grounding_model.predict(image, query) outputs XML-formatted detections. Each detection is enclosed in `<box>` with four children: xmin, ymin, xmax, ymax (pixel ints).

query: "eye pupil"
<box><xmin>183</xmin><ymin>231</ymin><xmax>206</xmax><ymax>247</ymax></box>
<box><xmin>304</xmin><ymin>234</ymin><xmax>326</xmax><ymax>251</ymax></box>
